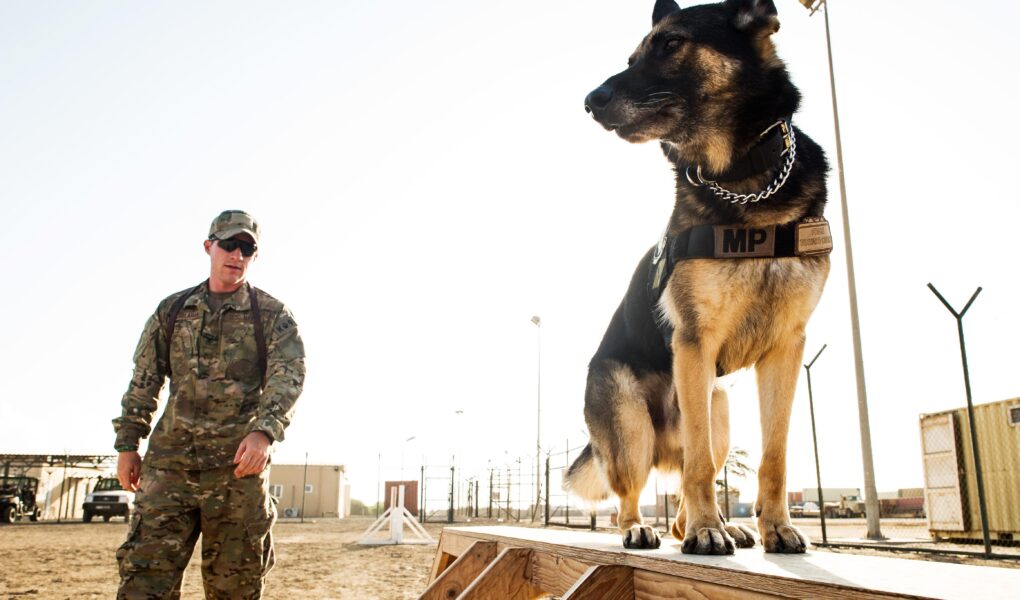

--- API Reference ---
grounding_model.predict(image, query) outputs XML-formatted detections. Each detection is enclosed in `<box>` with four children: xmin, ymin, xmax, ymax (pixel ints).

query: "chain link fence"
<box><xmin>411</xmin><ymin>457</ymin><xmax>544</xmax><ymax>525</ymax></box>
<box><xmin>380</xmin><ymin>397</ymin><xmax>1018</xmax><ymax>561</ymax></box>
<box><xmin>791</xmin><ymin>397</ymin><xmax>1019</xmax><ymax>558</ymax></box>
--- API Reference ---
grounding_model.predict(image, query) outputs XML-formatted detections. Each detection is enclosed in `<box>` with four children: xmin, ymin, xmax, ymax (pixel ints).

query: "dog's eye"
<box><xmin>664</xmin><ymin>38</ymin><xmax>683</xmax><ymax>51</ymax></box>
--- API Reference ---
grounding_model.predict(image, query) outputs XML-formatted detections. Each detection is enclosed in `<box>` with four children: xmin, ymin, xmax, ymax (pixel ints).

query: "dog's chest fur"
<box><xmin>660</xmin><ymin>254</ymin><xmax>829</xmax><ymax>373</ymax></box>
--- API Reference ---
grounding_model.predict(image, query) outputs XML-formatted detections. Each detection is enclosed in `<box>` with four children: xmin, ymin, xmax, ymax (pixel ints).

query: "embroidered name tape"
<box><xmin>794</xmin><ymin>220</ymin><xmax>833</xmax><ymax>256</ymax></box>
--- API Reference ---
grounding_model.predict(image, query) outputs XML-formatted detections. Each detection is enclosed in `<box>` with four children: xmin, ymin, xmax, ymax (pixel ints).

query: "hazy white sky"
<box><xmin>2</xmin><ymin>1</ymin><xmax>1018</xmax><ymax>507</ymax></box>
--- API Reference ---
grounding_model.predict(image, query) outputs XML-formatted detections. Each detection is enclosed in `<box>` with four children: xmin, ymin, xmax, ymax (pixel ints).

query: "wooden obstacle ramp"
<box><xmin>419</xmin><ymin>526</ymin><xmax>1020</xmax><ymax>599</ymax></box>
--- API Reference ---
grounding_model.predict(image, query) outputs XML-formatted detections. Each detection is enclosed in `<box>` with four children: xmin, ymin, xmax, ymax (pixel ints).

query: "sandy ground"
<box><xmin>0</xmin><ymin>516</ymin><xmax>445</xmax><ymax>600</ymax></box>
<box><xmin>2</xmin><ymin>516</ymin><xmax>1016</xmax><ymax>599</ymax></box>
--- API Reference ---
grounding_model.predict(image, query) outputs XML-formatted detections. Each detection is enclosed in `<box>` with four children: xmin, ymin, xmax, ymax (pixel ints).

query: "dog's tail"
<box><xmin>562</xmin><ymin>443</ymin><xmax>610</xmax><ymax>502</ymax></box>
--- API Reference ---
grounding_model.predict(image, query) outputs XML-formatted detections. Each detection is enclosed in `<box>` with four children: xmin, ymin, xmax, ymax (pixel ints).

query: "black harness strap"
<box><xmin>646</xmin><ymin>218</ymin><xmax>832</xmax><ymax>377</ymax></box>
<box><xmin>160</xmin><ymin>281</ymin><xmax>267</xmax><ymax>388</ymax></box>
<box><xmin>248</xmin><ymin>284</ymin><xmax>268</xmax><ymax>389</ymax></box>
<box><xmin>161</xmin><ymin>283</ymin><xmax>204</xmax><ymax>380</ymax></box>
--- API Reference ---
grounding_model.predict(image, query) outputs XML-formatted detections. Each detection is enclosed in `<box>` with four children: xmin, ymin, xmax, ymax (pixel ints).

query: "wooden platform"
<box><xmin>420</xmin><ymin>526</ymin><xmax>1020</xmax><ymax>599</ymax></box>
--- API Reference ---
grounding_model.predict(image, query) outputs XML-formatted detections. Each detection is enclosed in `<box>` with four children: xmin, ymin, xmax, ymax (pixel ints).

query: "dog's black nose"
<box><xmin>585</xmin><ymin>86</ymin><xmax>614</xmax><ymax>115</ymax></box>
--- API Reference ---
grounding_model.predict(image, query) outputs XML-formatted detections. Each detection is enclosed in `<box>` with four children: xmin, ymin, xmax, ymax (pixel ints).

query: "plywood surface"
<box><xmin>438</xmin><ymin>526</ymin><xmax>1020</xmax><ymax>600</ymax></box>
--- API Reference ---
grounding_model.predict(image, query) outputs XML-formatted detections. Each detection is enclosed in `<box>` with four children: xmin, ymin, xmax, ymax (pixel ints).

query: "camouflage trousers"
<box><xmin>116</xmin><ymin>464</ymin><xmax>276</xmax><ymax>600</ymax></box>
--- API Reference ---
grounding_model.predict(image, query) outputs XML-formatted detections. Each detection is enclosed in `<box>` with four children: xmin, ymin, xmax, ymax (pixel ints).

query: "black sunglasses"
<box><xmin>214</xmin><ymin>237</ymin><xmax>257</xmax><ymax>257</ymax></box>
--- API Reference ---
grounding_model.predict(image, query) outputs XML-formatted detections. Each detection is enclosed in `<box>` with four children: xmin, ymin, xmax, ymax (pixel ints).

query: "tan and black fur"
<box><xmin>564</xmin><ymin>0</ymin><xmax>829</xmax><ymax>555</ymax></box>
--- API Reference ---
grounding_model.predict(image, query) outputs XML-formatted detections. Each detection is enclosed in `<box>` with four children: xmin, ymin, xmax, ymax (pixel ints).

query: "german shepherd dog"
<box><xmin>563</xmin><ymin>0</ymin><xmax>831</xmax><ymax>555</ymax></box>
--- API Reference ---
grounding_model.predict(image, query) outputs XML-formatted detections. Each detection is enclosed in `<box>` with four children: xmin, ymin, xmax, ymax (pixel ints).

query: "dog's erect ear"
<box><xmin>726</xmin><ymin>0</ymin><xmax>780</xmax><ymax>35</ymax></box>
<box><xmin>653</xmin><ymin>0</ymin><xmax>681</xmax><ymax>25</ymax></box>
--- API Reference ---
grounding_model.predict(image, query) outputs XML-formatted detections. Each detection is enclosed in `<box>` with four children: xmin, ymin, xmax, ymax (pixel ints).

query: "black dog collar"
<box><xmin>683</xmin><ymin>118</ymin><xmax>793</xmax><ymax>183</ymax></box>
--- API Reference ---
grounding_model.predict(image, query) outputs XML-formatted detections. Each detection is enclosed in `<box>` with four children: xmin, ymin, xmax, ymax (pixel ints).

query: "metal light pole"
<box><xmin>401</xmin><ymin>436</ymin><xmax>416</xmax><ymax>481</ymax></box>
<box><xmin>801</xmin><ymin>0</ymin><xmax>883</xmax><ymax>540</ymax></box>
<box><xmin>928</xmin><ymin>283</ymin><xmax>990</xmax><ymax>555</ymax></box>
<box><xmin>530</xmin><ymin>315</ymin><xmax>542</xmax><ymax>522</ymax></box>
<box><xmin>300</xmin><ymin>451</ymin><xmax>308</xmax><ymax>523</ymax></box>
<box><xmin>804</xmin><ymin>344</ymin><xmax>828</xmax><ymax>543</ymax></box>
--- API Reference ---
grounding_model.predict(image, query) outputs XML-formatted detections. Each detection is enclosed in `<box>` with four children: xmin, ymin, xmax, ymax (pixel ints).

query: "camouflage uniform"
<box><xmin>113</xmin><ymin>212</ymin><xmax>305</xmax><ymax>600</ymax></box>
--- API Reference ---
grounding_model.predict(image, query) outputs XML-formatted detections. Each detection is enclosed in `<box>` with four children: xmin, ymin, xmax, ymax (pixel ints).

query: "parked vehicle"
<box><xmin>83</xmin><ymin>477</ymin><xmax>134</xmax><ymax>522</ymax></box>
<box><xmin>879</xmin><ymin>496</ymin><xmax>926</xmax><ymax>518</ymax></box>
<box><xmin>823</xmin><ymin>496</ymin><xmax>866</xmax><ymax>519</ymax></box>
<box><xmin>0</xmin><ymin>476</ymin><xmax>41</xmax><ymax>523</ymax></box>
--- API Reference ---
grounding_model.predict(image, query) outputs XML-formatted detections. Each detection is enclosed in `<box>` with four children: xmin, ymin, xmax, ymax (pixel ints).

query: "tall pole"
<box><xmin>928</xmin><ymin>284</ymin><xmax>990</xmax><ymax>555</ymax></box>
<box><xmin>723</xmin><ymin>466</ymin><xmax>730</xmax><ymax>522</ymax></box>
<box><xmin>804</xmin><ymin>344</ymin><xmax>828</xmax><ymax>544</ymax></box>
<box><xmin>300</xmin><ymin>451</ymin><xmax>308</xmax><ymax>523</ymax></box>
<box><xmin>58</xmin><ymin>453</ymin><xmax>68</xmax><ymax>523</ymax></box>
<box><xmin>821</xmin><ymin>0</ymin><xmax>883</xmax><ymax>540</ymax></box>
<box><xmin>565</xmin><ymin>438</ymin><xmax>570</xmax><ymax>525</ymax></box>
<box><xmin>531</xmin><ymin>316</ymin><xmax>542</xmax><ymax>522</ymax></box>
<box><xmin>401</xmin><ymin>435</ymin><xmax>416</xmax><ymax>482</ymax></box>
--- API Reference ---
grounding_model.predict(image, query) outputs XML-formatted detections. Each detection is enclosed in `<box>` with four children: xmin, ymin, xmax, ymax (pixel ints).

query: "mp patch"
<box><xmin>713</xmin><ymin>225</ymin><xmax>776</xmax><ymax>258</ymax></box>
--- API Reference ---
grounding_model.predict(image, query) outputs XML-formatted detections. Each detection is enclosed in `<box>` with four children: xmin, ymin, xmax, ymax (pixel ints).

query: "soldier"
<box><xmin>112</xmin><ymin>210</ymin><xmax>305</xmax><ymax>599</ymax></box>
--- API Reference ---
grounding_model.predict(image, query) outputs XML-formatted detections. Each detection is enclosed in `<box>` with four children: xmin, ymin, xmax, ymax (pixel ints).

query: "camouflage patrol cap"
<box><xmin>209</xmin><ymin>210</ymin><xmax>259</xmax><ymax>243</ymax></box>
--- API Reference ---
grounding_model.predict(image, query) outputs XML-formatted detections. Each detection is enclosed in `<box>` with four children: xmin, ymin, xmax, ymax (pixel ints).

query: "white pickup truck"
<box><xmin>83</xmin><ymin>477</ymin><xmax>135</xmax><ymax>522</ymax></box>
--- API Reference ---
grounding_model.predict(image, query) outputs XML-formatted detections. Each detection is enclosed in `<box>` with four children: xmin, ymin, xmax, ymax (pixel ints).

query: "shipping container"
<box><xmin>920</xmin><ymin>397</ymin><xmax>1020</xmax><ymax>543</ymax></box>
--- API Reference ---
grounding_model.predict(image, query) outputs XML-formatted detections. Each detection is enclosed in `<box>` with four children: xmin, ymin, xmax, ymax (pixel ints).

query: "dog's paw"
<box><xmin>622</xmin><ymin>524</ymin><xmax>661</xmax><ymax>549</ymax></box>
<box><xmin>724</xmin><ymin>523</ymin><xmax>757</xmax><ymax>548</ymax></box>
<box><xmin>760</xmin><ymin>521</ymin><xmax>809</xmax><ymax>553</ymax></box>
<box><xmin>680</xmin><ymin>525</ymin><xmax>735</xmax><ymax>555</ymax></box>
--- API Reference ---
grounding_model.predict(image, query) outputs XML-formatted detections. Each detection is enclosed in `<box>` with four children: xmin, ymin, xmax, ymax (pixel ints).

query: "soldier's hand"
<box><xmin>117</xmin><ymin>451</ymin><xmax>142</xmax><ymax>492</ymax></box>
<box><xmin>233</xmin><ymin>431</ymin><xmax>272</xmax><ymax>478</ymax></box>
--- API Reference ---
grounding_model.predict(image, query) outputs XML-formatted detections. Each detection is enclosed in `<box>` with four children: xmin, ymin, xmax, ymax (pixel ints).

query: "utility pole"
<box><xmin>300</xmin><ymin>451</ymin><xmax>309</xmax><ymax>523</ymax></box>
<box><xmin>801</xmin><ymin>0</ymin><xmax>883</xmax><ymax>539</ymax></box>
<box><xmin>531</xmin><ymin>315</ymin><xmax>542</xmax><ymax>522</ymax></box>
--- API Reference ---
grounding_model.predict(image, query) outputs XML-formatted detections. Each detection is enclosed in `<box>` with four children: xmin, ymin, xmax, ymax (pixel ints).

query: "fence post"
<box><xmin>474</xmin><ymin>480</ymin><xmax>479</xmax><ymax>517</ymax></box>
<box><xmin>544</xmin><ymin>456</ymin><xmax>551</xmax><ymax>527</ymax></box>
<box><xmin>723</xmin><ymin>466</ymin><xmax>730</xmax><ymax>522</ymax></box>
<box><xmin>928</xmin><ymin>283</ymin><xmax>990</xmax><ymax>556</ymax></box>
<box><xmin>804</xmin><ymin>343</ymin><xmax>828</xmax><ymax>544</ymax></box>
<box><xmin>488</xmin><ymin>469</ymin><xmax>493</xmax><ymax>519</ymax></box>
<box><xmin>420</xmin><ymin>465</ymin><xmax>426</xmax><ymax>523</ymax></box>
<box><xmin>506</xmin><ymin>467</ymin><xmax>511</xmax><ymax>521</ymax></box>
<box><xmin>448</xmin><ymin>466</ymin><xmax>455</xmax><ymax>524</ymax></box>
<box><xmin>664</xmin><ymin>493</ymin><xmax>669</xmax><ymax>528</ymax></box>
<box><xmin>565</xmin><ymin>444</ymin><xmax>571</xmax><ymax>525</ymax></box>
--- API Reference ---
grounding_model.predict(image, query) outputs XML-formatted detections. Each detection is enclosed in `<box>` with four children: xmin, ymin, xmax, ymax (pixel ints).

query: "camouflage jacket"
<box><xmin>112</xmin><ymin>281</ymin><xmax>305</xmax><ymax>470</ymax></box>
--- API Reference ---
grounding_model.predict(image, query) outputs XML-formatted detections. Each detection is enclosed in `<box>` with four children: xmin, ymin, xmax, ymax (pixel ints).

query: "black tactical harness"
<box><xmin>646</xmin><ymin>116</ymin><xmax>834</xmax><ymax>371</ymax></box>
<box><xmin>160</xmin><ymin>281</ymin><xmax>268</xmax><ymax>388</ymax></box>
<box><xmin>645</xmin><ymin>218</ymin><xmax>832</xmax><ymax>375</ymax></box>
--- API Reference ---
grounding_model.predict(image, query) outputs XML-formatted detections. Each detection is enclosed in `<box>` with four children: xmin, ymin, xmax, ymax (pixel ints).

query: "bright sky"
<box><xmin>2</xmin><ymin>1</ymin><xmax>1018</xmax><ymax>509</ymax></box>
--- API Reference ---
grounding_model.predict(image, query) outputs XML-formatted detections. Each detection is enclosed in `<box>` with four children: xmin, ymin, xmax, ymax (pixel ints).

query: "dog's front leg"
<box><xmin>755</xmin><ymin>335</ymin><xmax>809</xmax><ymax>553</ymax></box>
<box><xmin>675</xmin><ymin>342</ymin><xmax>734</xmax><ymax>555</ymax></box>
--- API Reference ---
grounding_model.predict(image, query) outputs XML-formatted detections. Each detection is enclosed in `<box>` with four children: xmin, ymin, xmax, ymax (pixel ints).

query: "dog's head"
<box><xmin>585</xmin><ymin>0</ymin><xmax>799</xmax><ymax>173</ymax></box>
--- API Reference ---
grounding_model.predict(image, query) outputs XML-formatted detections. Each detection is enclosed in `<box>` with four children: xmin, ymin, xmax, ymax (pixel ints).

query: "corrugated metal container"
<box><xmin>920</xmin><ymin>397</ymin><xmax>1020</xmax><ymax>543</ymax></box>
<box><xmin>898</xmin><ymin>487</ymin><xmax>924</xmax><ymax>499</ymax></box>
